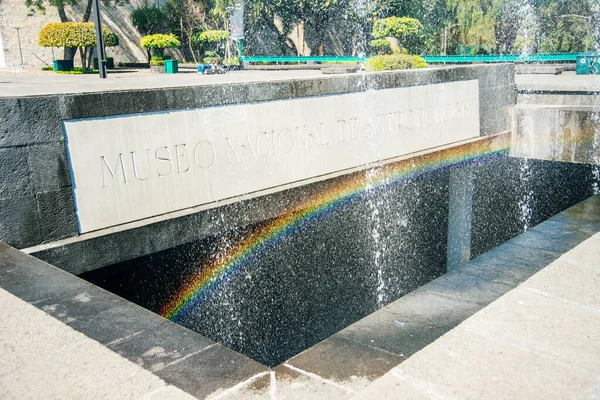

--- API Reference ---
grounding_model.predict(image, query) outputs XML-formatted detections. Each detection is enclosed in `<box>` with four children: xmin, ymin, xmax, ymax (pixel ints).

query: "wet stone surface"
<box><xmin>82</xmin><ymin>155</ymin><xmax>595</xmax><ymax>367</ymax></box>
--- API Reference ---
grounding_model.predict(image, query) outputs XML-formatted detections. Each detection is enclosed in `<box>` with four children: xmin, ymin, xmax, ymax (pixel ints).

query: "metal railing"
<box><xmin>241</xmin><ymin>53</ymin><xmax>590</xmax><ymax>65</ymax></box>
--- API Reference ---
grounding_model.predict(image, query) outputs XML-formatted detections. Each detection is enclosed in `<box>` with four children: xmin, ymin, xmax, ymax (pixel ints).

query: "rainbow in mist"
<box><xmin>161</xmin><ymin>135</ymin><xmax>510</xmax><ymax>322</ymax></box>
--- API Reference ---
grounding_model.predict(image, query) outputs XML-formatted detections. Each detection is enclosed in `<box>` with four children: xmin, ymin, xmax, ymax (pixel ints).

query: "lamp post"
<box><xmin>13</xmin><ymin>27</ymin><xmax>24</xmax><ymax>66</ymax></box>
<box><xmin>559</xmin><ymin>14</ymin><xmax>592</xmax><ymax>53</ymax></box>
<box><xmin>443</xmin><ymin>23</ymin><xmax>460</xmax><ymax>56</ymax></box>
<box><xmin>93</xmin><ymin>0</ymin><xmax>107</xmax><ymax>78</ymax></box>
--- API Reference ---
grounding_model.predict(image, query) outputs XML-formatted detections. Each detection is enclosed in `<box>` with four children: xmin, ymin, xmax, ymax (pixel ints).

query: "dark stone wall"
<box><xmin>0</xmin><ymin>64</ymin><xmax>515</xmax><ymax>273</ymax></box>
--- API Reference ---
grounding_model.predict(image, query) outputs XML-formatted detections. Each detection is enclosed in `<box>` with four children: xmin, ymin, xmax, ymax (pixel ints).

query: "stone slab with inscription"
<box><xmin>64</xmin><ymin>80</ymin><xmax>480</xmax><ymax>233</ymax></box>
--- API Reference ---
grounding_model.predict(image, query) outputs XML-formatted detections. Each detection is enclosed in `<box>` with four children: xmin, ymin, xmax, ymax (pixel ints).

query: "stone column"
<box><xmin>447</xmin><ymin>164</ymin><xmax>474</xmax><ymax>271</ymax></box>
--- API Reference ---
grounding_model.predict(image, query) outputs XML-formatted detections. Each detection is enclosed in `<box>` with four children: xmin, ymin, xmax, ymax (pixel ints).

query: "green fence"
<box><xmin>241</xmin><ymin>53</ymin><xmax>586</xmax><ymax>65</ymax></box>
<box><xmin>242</xmin><ymin>56</ymin><xmax>367</xmax><ymax>63</ymax></box>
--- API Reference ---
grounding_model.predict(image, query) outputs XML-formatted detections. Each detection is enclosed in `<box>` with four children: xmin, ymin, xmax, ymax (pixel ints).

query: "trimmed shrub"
<box><xmin>150</xmin><ymin>54</ymin><xmax>168</xmax><ymax>66</ymax></box>
<box><xmin>140</xmin><ymin>33</ymin><xmax>180</xmax><ymax>56</ymax></box>
<box><xmin>38</xmin><ymin>22</ymin><xmax>119</xmax><ymax>70</ymax></box>
<box><xmin>197</xmin><ymin>30</ymin><xmax>229</xmax><ymax>44</ymax></box>
<box><xmin>365</xmin><ymin>54</ymin><xmax>427</xmax><ymax>72</ymax></box>
<box><xmin>39</xmin><ymin>22</ymin><xmax>118</xmax><ymax>48</ymax></box>
<box><xmin>370</xmin><ymin>39</ymin><xmax>392</xmax><ymax>55</ymax></box>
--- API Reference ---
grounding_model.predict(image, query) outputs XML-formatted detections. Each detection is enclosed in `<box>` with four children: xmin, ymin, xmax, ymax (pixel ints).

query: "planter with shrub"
<box><xmin>150</xmin><ymin>55</ymin><xmax>167</xmax><ymax>73</ymax></box>
<box><xmin>140</xmin><ymin>34</ymin><xmax>180</xmax><ymax>68</ymax></box>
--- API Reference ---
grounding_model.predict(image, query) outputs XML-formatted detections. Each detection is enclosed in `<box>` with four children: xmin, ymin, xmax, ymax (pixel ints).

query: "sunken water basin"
<box><xmin>81</xmin><ymin>152</ymin><xmax>596</xmax><ymax>367</ymax></box>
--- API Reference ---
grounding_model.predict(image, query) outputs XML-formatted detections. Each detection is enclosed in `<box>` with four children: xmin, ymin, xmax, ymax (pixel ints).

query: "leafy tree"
<box><xmin>372</xmin><ymin>16</ymin><xmax>423</xmax><ymax>53</ymax></box>
<box><xmin>130</xmin><ymin>3</ymin><xmax>165</xmax><ymax>36</ymax></box>
<box><xmin>193</xmin><ymin>30</ymin><xmax>229</xmax><ymax>55</ymax></box>
<box><xmin>38</xmin><ymin>22</ymin><xmax>119</xmax><ymax>69</ymax></box>
<box><xmin>140</xmin><ymin>33</ymin><xmax>181</xmax><ymax>57</ymax></box>
<box><xmin>162</xmin><ymin>0</ymin><xmax>217</xmax><ymax>62</ymax></box>
<box><xmin>26</xmin><ymin>0</ymin><xmax>126</xmax><ymax>60</ymax></box>
<box><xmin>446</xmin><ymin>0</ymin><xmax>500</xmax><ymax>51</ymax></box>
<box><xmin>373</xmin><ymin>0</ymin><xmax>450</xmax><ymax>54</ymax></box>
<box><xmin>531</xmin><ymin>0</ymin><xmax>595</xmax><ymax>53</ymax></box>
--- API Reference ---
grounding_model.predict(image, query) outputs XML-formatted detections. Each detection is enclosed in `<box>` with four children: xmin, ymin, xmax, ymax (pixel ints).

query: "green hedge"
<box><xmin>140</xmin><ymin>34</ymin><xmax>180</xmax><ymax>50</ymax></box>
<box><xmin>38</xmin><ymin>22</ymin><xmax>119</xmax><ymax>48</ymax></box>
<box><xmin>365</xmin><ymin>54</ymin><xmax>427</xmax><ymax>72</ymax></box>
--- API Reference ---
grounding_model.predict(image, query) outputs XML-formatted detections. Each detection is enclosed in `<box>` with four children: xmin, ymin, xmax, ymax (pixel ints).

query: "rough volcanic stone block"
<box><xmin>0</xmin><ymin>195</ymin><xmax>41</xmax><ymax>248</ymax></box>
<box><xmin>27</xmin><ymin>142</ymin><xmax>71</xmax><ymax>190</ymax></box>
<box><xmin>480</xmin><ymin>85</ymin><xmax>515</xmax><ymax>112</ymax></box>
<box><xmin>0</xmin><ymin>97</ymin><xmax>62</xmax><ymax>147</ymax></box>
<box><xmin>102</xmin><ymin>90</ymin><xmax>168</xmax><ymax>117</ymax></box>
<box><xmin>481</xmin><ymin>106</ymin><xmax>512</xmax><ymax>135</ymax></box>
<box><xmin>247</xmin><ymin>81</ymin><xmax>294</xmax><ymax>102</ymax></box>
<box><xmin>0</xmin><ymin>146</ymin><xmax>32</xmax><ymax>198</ymax></box>
<box><xmin>59</xmin><ymin>93</ymin><xmax>105</xmax><ymax>120</ymax></box>
<box><xmin>36</xmin><ymin>188</ymin><xmax>78</xmax><ymax>241</ymax></box>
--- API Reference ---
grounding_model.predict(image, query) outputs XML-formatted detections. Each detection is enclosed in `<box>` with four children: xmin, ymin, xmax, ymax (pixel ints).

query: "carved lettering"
<box><xmin>175</xmin><ymin>144</ymin><xmax>190</xmax><ymax>173</ymax></box>
<box><xmin>130</xmin><ymin>149</ymin><xmax>151</xmax><ymax>181</ymax></box>
<box><xmin>101</xmin><ymin>154</ymin><xmax>127</xmax><ymax>188</ymax></box>
<box><xmin>155</xmin><ymin>146</ymin><xmax>173</xmax><ymax>177</ymax></box>
<box><xmin>193</xmin><ymin>141</ymin><xmax>216</xmax><ymax>169</ymax></box>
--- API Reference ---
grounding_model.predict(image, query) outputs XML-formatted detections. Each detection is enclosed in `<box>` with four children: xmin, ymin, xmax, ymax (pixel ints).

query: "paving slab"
<box><xmin>358</xmin><ymin>230</ymin><xmax>600</xmax><ymax>399</ymax></box>
<box><xmin>336</xmin><ymin>290</ymin><xmax>482</xmax><ymax>357</ymax></box>
<box><xmin>0</xmin><ymin>287</ymin><xmax>196</xmax><ymax>400</ymax></box>
<box><xmin>0</xmin><ymin>241</ymin><xmax>269</xmax><ymax>399</ymax></box>
<box><xmin>516</xmin><ymin>71</ymin><xmax>600</xmax><ymax>92</ymax></box>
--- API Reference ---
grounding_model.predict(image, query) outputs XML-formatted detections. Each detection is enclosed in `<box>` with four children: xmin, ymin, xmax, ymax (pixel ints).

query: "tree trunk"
<box><xmin>82</xmin><ymin>0</ymin><xmax>93</xmax><ymax>22</ymax></box>
<box><xmin>87</xmin><ymin>48</ymin><xmax>94</xmax><ymax>70</ymax></box>
<box><xmin>298</xmin><ymin>20</ymin><xmax>305</xmax><ymax>56</ymax></box>
<box><xmin>78</xmin><ymin>47</ymin><xmax>85</xmax><ymax>69</ymax></box>
<box><xmin>58</xmin><ymin>5</ymin><xmax>73</xmax><ymax>60</ymax></box>
<box><xmin>57</xmin><ymin>6</ymin><xmax>69</xmax><ymax>22</ymax></box>
<box><xmin>319</xmin><ymin>41</ymin><xmax>324</xmax><ymax>56</ymax></box>
<box><xmin>187</xmin><ymin>32</ymin><xmax>197</xmax><ymax>63</ymax></box>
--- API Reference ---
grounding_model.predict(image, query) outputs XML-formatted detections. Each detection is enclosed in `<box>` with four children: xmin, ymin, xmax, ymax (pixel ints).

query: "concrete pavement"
<box><xmin>0</xmin><ymin>286</ymin><xmax>196</xmax><ymax>400</ymax></box>
<box><xmin>358</xmin><ymin>230</ymin><xmax>600</xmax><ymax>399</ymax></box>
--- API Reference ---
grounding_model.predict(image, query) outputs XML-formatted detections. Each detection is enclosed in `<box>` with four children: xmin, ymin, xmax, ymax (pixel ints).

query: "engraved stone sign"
<box><xmin>64</xmin><ymin>80</ymin><xmax>480</xmax><ymax>232</ymax></box>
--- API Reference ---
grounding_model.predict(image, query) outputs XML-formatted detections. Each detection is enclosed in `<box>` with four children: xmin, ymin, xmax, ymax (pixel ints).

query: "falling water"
<box><xmin>591</xmin><ymin>5</ymin><xmax>600</xmax><ymax>194</ymax></box>
<box><xmin>364</xmin><ymin>166</ymin><xmax>387</xmax><ymax>307</ymax></box>
<box><xmin>518</xmin><ymin>159</ymin><xmax>534</xmax><ymax>231</ymax></box>
<box><xmin>514</xmin><ymin>1</ymin><xmax>538</xmax><ymax>56</ymax></box>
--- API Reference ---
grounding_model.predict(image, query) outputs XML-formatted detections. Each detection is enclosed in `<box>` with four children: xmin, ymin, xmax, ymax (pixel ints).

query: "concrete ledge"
<box><xmin>321</xmin><ymin>66</ymin><xmax>361</xmax><ymax>74</ymax></box>
<box><xmin>0</xmin><ymin>242</ymin><xmax>269</xmax><ymax>399</ymax></box>
<box><xmin>358</xmin><ymin>209</ymin><xmax>600</xmax><ymax>399</ymax></box>
<box><xmin>0</xmin><ymin>64</ymin><xmax>515</xmax><ymax>252</ymax></box>
<box><xmin>515</xmin><ymin>66</ymin><xmax>564</xmax><ymax>75</ymax></box>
